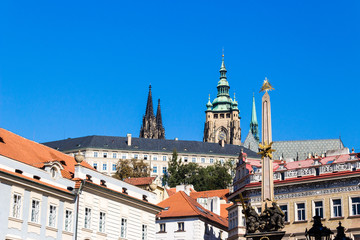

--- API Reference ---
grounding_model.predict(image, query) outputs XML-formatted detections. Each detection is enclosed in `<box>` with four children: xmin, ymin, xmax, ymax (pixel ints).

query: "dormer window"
<box><xmin>50</xmin><ymin>167</ymin><xmax>59</xmax><ymax>179</ymax></box>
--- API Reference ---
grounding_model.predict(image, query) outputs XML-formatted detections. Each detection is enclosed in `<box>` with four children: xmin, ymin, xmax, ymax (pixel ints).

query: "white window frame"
<box><xmin>48</xmin><ymin>204</ymin><xmax>57</xmax><ymax>227</ymax></box>
<box><xmin>93</xmin><ymin>162</ymin><xmax>98</xmax><ymax>169</ymax></box>
<box><xmin>312</xmin><ymin>200</ymin><xmax>324</xmax><ymax>219</ymax></box>
<box><xmin>84</xmin><ymin>207</ymin><xmax>91</xmax><ymax>229</ymax></box>
<box><xmin>94</xmin><ymin>152</ymin><xmax>98</xmax><ymax>158</ymax></box>
<box><xmin>295</xmin><ymin>202</ymin><xmax>306</xmax><ymax>221</ymax></box>
<box><xmin>103</xmin><ymin>163</ymin><xmax>107</xmax><ymax>171</ymax></box>
<box><xmin>210</xmin><ymin>158</ymin><xmax>214</xmax><ymax>164</ymax></box>
<box><xmin>159</xmin><ymin>223</ymin><xmax>166</xmax><ymax>232</ymax></box>
<box><xmin>201</xmin><ymin>157</ymin><xmax>205</xmax><ymax>163</ymax></box>
<box><xmin>120</xmin><ymin>218</ymin><xmax>127</xmax><ymax>238</ymax></box>
<box><xmin>134</xmin><ymin>154</ymin><xmax>139</xmax><ymax>159</ymax></box>
<box><xmin>112</xmin><ymin>153</ymin><xmax>117</xmax><ymax>159</ymax></box>
<box><xmin>30</xmin><ymin>199</ymin><xmax>40</xmax><ymax>223</ymax></box>
<box><xmin>99</xmin><ymin>211</ymin><xmax>106</xmax><ymax>233</ymax></box>
<box><xmin>162</xmin><ymin>156</ymin><xmax>167</xmax><ymax>161</ymax></box>
<box><xmin>103</xmin><ymin>152</ymin><xmax>108</xmax><ymax>158</ymax></box>
<box><xmin>192</xmin><ymin>157</ymin><xmax>196</xmax><ymax>163</ymax></box>
<box><xmin>152</xmin><ymin>155</ymin><xmax>158</xmax><ymax>161</ymax></box>
<box><xmin>144</xmin><ymin>155</ymin><xmax>148</xmax><ymax>160</ymax></box>
<box><xmin>64</xmin><ymin>209</ymin><xmax>73</xmax><ymax>232</ymax></box>
<box><xmin>331</xmin><ymin>198</ymin><xmax>343</xmax><ymax>218</ymax></box>
<box><xmin>177</xmin><ymin>222</ymin><xmax>185</xmax><ymax>231</ymax></box>
<box><xmin>162</xmin><ymin>167</ymin><xmax>167</xmax><ymax>174</ymax></box>
<box><xmin>153</xmin><ymin>166</ymin><xmax>157</xmax><ymax>173</ymax></box>
<box><xmin>122</xmin><ymin>155</ymin><xmax>126</xmax><ymax>159</ymax></box>
<box><xmin>12</xmin><ymin>193</ymin><xmax>22</xmax><ymax>219</ymax></box>
<box><xmin>350</xmin><ymin>196</ymin><xmax>360</xmax><ymax>216</ymax></box>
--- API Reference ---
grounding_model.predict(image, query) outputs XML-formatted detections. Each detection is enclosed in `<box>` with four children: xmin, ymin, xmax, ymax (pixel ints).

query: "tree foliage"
<box><xmin>112</xmin><ymin>158</ymin><xmax>150</xmax><ymax>180</ymax></box>
<box><xmin>164</xmin><ymin>149</ymin><xmax>234</xmax><ymax>191</ymax></box>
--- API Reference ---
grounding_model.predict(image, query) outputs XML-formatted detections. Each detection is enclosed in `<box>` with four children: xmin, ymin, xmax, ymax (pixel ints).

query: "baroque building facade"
<box><xmin>203</xmin><ymin>56</ymin><xmax>241</xmax><ymax>146</ymax></box>
<box><xmin>227</xmin><ymin>151</ymin><xmax>360</xmax><ymax>240</ymax></box>
<box><xmin>140</xmin><ymin>85</ymin><xmax>165</xmax><ymax>139</ymax></box>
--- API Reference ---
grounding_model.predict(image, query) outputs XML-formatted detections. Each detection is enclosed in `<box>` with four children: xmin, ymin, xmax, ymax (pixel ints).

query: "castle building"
<box><xmin>140</xmin><ymin>85</ymin><xmax>165</xmax><ymax>139</ymax></box>
<box><xmin>203</xmin><ymin>56</ymin><xmax>241</xmax><ymax>146</ymax></box>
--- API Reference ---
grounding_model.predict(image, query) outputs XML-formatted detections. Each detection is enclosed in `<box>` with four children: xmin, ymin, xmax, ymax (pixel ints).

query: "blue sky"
<box><xmin>0</xmin><ymin>0</ymin><xmax>359</xmax><ymax>150</ymax></box>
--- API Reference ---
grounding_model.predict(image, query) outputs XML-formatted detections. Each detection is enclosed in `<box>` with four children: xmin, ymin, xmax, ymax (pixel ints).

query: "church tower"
<box><xmin>250</xmin><ymin>94</ymin><xmax>260</xmax><ymax>141</ymax></box>
<box><xmin>203</xmin><ymin>55</ymin><xmax>241</xmax><ymax>145</ymax></box>
<box><xmin>140</xmin><ymin>85</ymin><xmax>165</xmax><ymax>139</ymax></box>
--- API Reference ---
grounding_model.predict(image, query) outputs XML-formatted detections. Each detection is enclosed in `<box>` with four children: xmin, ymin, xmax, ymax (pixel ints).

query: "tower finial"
<box><xmin>234</xmin><ymin>92</ymin><xmax>236</xmax><ymax>101</ymax></box>
<box><xmin>222</xmin><ymin>47</ymin><xmax>224</xmax><ymax>58</ymax></box>
<box><xmin>208</xmin><ymin>94</ymin><xmax>211</xmax><ymax>101</ymax></box>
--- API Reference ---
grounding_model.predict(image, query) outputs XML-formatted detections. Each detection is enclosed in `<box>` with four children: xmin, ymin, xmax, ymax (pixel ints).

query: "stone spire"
<box><xmin>145</xmin><ymin>85</ymin><xmax>154</xmax><ymax>118</ymax></box>
<box><xmin>140</xmin><ymin>86</ymin><xmax>165</xmax><ymax>139</ymax></box>
<box><xmin>217</xmin><ymin>55</ymin><xmax>230</xmax><ymax>98</ymax></box>
<box><xmin>250</xmin><ymin>93</ymin><xmax>259</xmax><ymax>141</ymax></box>
<box><xmin>156</xmin><ymin>99</ymin><xmax>165</xmax><ymax>139</ymax></box>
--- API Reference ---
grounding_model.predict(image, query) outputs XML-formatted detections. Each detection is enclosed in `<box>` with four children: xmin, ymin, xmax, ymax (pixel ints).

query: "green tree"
<box><xmin>163</xmin><ymin>149</ymin><xmax>233</xmax><ymax>190</ymax></box>
<box><xmin>112</xmin><ymin>158</ymin><xmax>150</xmax><ymax>180</ymax></box>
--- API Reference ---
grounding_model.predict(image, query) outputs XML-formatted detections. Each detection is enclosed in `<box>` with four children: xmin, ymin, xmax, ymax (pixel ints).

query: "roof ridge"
<box><xmin>180</xmin><ymin>191</ymin><xmax>204</xmax><ymax>215</ymax></box>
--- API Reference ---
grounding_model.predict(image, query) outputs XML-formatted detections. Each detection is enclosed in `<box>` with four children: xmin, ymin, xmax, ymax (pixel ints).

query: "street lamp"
<box><xmin>305</xmin><ymin>216</ymin><xmax>333</xmax><ymax>240</ymax></box>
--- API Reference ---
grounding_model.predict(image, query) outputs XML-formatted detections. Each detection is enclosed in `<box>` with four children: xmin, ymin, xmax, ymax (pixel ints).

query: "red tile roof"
<box><xmin>0</xmin><ymin>128</ymin><xmax>93</xmax><ymax>179</ymax></box>
<box><xmin>157</xmin><ymin>191</ymin><xmax>228</xmax><ymax>230</ymax></box>
<box><xmin>124</xmin><ymin>177</ymin><xmax>155</xmax><ymax>186</ymax></box>
<box><xmin>166</xmin><ymin>187</ymin><xmax>196</xmax><ymax>197</ymax></box>
<box><xmin>190</xmin><ymin>189</ymin><xmax>230</xmax><ymax>201</ymax></box>
<box><xmin>220</xmin><ymin>203</ymin><xmax>233</xmax><ymax>219</ymax></box>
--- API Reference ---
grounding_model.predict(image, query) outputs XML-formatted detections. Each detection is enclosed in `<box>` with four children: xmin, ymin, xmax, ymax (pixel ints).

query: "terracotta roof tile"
<box><xmin>0</xmin><ymin>128</ymin><xmax>93</xmax><ymax>179</ymax></box>
<box><xmin>190</xmin><ymin>189</ymin><xmax>230</xmax><ymax>201</ymax></box>
<box><xmin>124</xmin><ymin>177</ymin><xmax>155</xmax><ymax>186</ymax></box>
<box><xmin>157</xmin><ymin>191</ymin><xmax>228</xmax><ymax>230</ymax></box>
<box><xmin>220</xmin><ymin>203</ymin><xmax>233</xmax><ymax>219</ymax></box>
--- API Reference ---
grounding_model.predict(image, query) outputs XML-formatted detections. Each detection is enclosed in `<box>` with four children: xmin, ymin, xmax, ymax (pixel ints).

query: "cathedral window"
<box><xmin>220</xmin><ymin>114</ymin><xmax>224</xmax><ymax>119</ymax></box>
<box><xmin>214</xmin><ymin>114</ymin><xmax>218</xmax><ymax>119</ymax></box>
<box><xmin>226</xmin><ymin>113</ymin><xmax>230</xmax><ymax>118</ymax></box>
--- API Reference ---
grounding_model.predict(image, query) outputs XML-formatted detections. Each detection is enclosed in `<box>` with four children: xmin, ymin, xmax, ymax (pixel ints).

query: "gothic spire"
<box><xmin>145</xmin><ymin>85</ymin><xmax>154</xmax><ymax>118</ymax></box>
<box><xmin>156</xmin><ymin>99</ymin><xmax>163</xmax><ymax>128</ymax></box>
<box><xmin>250</xmin><ymin>93</ymin><xmax>260</xmax><ymax>141</ymax></box>
<box><xmin>219</xmin><ymin>54</ymin><xmax>227</xmax><ymax>80</ymax></box>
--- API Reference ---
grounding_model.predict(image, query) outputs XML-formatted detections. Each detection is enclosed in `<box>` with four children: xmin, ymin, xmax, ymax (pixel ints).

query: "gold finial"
<box><xmin>259</xmin><ymin>77</ymin><xmax>274</xmax><ymax>93</ymax></box>
<box><xmin>208</xmin><ymin>94</ymin><xmax>211</xmax><ymax>101</ymax></box>
<box><xmin>222</xmin><ymin>47</ymin><xmax>224</xmax><ymax>58</ymax></box>
<box><xmin>233</xmin><ymin>92</ymin><xmax>236</xmax><ymax>101</ymax></box>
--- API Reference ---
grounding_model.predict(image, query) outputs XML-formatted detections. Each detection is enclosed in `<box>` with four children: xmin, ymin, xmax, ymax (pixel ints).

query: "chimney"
<box><xmin>127</xmin><ymin>134</ymin><xmax>132</xmax><ymax>146</ymax></box>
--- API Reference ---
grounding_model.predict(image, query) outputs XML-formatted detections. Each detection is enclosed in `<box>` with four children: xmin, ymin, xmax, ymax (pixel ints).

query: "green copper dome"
<box><xmin>206</xmin><ymin>56</ymin><xmax>238</xmax><ymax>112</ymax></box>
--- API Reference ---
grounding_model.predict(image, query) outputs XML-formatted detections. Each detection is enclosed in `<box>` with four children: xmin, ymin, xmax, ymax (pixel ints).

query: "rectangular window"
<box><xmin>177</xmin><ymin>222</ymin><xmax>184</xmax><ymax>231</ymax></box>
<box><xmin>84</xmin><ymin>207</ymin><xmax>91</xmax><ymax>229</ymax></box>
<box><xmin>351</xmin><ymin>197</ymin><xmax>360</xmax><ymax>216</ymax></box>
<box><xmin>112</xmin><ymin>153</ymin><xmax>117</xmax><ymax>158</ymax></box>
<box><xmin>296</xmin><ymin>203</ymin><xmax>306</xmax><ymax>221</ymax></box>
<box><xmin>134</xmin><ymin>154</ymin><xmax>139</xmax><ymax>159</ymax></box>
<box><xmin>280</xmin><ymin>205</ymin><xmax>288</xmax><ymax>222</ymax></box>
<box><xmin>333</xmin><ymin>199</ymin><xmax>342</xmax><ymax>217</ymax></box>
<box><xmin>210</xmin><ymin>158</ymin><xmax>214</xmax><ymax>164</ymax></box>
<box><xmin>153</xmin><ymin>166</ymin><xmax>157</xmax><ymax>173</ymax></box>
<box><xmin>220</xmin><ymin>159</ymin><xmax>224</xmax><ymax>164</ymax></box>
<box><xmin>160</xmin><ymin>223</ymin><xmax>166</xmax><ymax>232</ymax></box>
<box><xmin>103</xmin><ymin>152</ymin><xmax>107</xmax><ymax>158</ymax></box>
<box><xmin>12</xmin><ymin>194</ymin><xmax>21</xmax><ymax>218</ymax></box>
<box><xmin>162</xmin><ymin>167</ymin><xmax>167</xmax><ymax>174</ymax></box>
<box><xmin>49</xmin><ymin>205</ymin><xmax>57</xmax><ymax>227</ymax></box>
<box><xmin>184</xmin><ymin>157</ymin><xmax>188</xmax><ymax>162</ymax></box>
<box><xmin>65</xmin><ymin>210</ymin><xmax>72</xmax><ymax>232</ymax></box>
<box><xmin>142</xmin><ymin>224</ymin><xmax>147</xmax><ymax>240</ymax></box>
<box><xmin>122</xmin><ymin>155</ymin><xmax>126</xmax><ymax>159</ymax></box>
<box><xmin>214</xmin><ymin>114</ymin><xmax>218</xmax><ymax>119</ymax></box>
<box><xmin>201</xmin><ymin>158</ymin><xmax>205</xmax><ymax>163</ymax></box>
<box><xmin>93</xmin><ymin>163</ymin><xmax>98</xmax><ymax>170</ymax></box>
<box><xmin>112</xmin><ymin>163</ymin><xmax>117</xmax><ymax>171</ymax></box>
<box><xmin>94</xmin><ymin>152</ymin><xmax>98</xmax><ymax>158</ymax></box>
<box><xmin>103</xmin><ymin>164</ymin><xmax>107</xmax><ymax>171</ymax></box>
<box><xmin>99</xmin><ymin>212</ymin><xmax>106</xmax><ymax>233</ymax></box>
<box><xmin>153</xmin><ymin>156</ymin><xmax>158</xmax><ymax>160</ymax></box>
<box><xmin>162</xmin><ymin>156</ymin><xmax>167</xmax><ymax>161</ymax></box>
<box><xmin>144</xmin><ymin>155</ymin><xmax>148</xmax><ymax>160</ymax></box>
<box><xmin>31</xmin><ymin>199</ymin><xmax>40</xmax><ymax>223</ymax></box>
<box><xmin>314</xmin><ymin>201</ymin><xmax>324</xmax><ymax>218</ymax></box>
<box><xmin>257</xmin><ymin>207</ymin><xmax>262</xmax><ymax>214</ymax></box>
<box><xmin>121</xmin><ymin>218</ymin><xmax>127</xmax><ymax>238</ymax></box>
<box><xmin>192</xmin><ymin>157</ymin><xmax>196</xmax><ymax>163</ymax></box>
